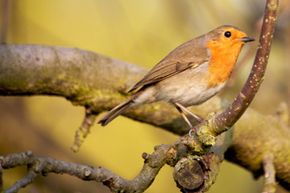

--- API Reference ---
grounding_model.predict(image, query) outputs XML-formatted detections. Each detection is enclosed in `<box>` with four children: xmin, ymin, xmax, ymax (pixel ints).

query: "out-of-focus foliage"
<box><xmin>0</xmin><ymin>0</ymin><xmax>289</xmax><ymax>193</ymax></box>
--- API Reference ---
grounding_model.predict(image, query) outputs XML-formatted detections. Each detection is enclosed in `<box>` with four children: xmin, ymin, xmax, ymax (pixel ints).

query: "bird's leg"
<box><xmin>174</xmin><ymin>103</ymin><xmax>193</xmax><ymax>129</ymax></box>
<box><xmin>174</xmin><ymin>102</ymin><xmax>206</xmax><ymax>138</ymax></box>
<box><xmin>174</xmin><ymin>102</ymin><xmax>203</xmax><ymax>123</ymax></box>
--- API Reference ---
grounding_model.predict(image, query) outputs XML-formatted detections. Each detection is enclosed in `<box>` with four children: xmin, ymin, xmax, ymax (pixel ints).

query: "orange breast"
<box><xmin>207</xmin><ymin>42</ymin><xmax>243</xmax><ymax>87</ymax></box>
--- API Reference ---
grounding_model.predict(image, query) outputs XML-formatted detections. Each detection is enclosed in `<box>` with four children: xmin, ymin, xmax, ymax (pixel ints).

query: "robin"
<box><xmin>98</xmin><ymin>25</ymin><xmax>254</xmax><ymax>128</ymax></box>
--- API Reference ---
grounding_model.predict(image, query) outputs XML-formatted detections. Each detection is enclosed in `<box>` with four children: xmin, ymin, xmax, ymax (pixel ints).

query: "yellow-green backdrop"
<box><xmin>1</xmin><ymin>0</ymin><xmax>289</xmax><ymax>192</ymax></box>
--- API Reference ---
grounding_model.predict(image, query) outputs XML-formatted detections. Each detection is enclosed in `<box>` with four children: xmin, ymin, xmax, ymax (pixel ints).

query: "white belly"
<box><xmin>156</xmin><ymin>79</ymin><xmax>225</xmax><ymax>106</ymax></box>
<box><xmin>133</xmin><ymin>63</ymin><xmax>226</xmax><ymax>107</ymax></box>
<box><xmin>155</xmin><ymin>64</ymin><xmax>225</xmax><ymax>106</ymax></box>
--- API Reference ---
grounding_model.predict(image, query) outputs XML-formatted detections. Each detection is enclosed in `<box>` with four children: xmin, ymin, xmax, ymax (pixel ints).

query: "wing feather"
<box><xmin>128</xmin><ymin>37</ymin><xmax>209</xmax><ymax>92</ymax></box>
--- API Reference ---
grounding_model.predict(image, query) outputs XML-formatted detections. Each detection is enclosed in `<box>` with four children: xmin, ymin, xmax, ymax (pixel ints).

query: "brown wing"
<box><xmin>128</xmin><ymin>37</ymin><xmax>209</xmax><ymax>92</ymax></box>
<box><xmin>128</xmin><ymin>60</ymin><xmax>199</xmax><ymax>92</ymax></box>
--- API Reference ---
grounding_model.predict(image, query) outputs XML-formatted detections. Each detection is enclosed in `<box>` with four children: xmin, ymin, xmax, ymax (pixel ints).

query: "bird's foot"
<box><xmin>188</xmin><ymin>127</ymin><xmax>197</xmax><ymax>138</ymax></box>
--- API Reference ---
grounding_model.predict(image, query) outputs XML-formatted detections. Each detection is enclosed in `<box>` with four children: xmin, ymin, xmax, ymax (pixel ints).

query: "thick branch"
<box><xmin>0</xmin><ymin>44</ymin><xmax>196</xmax><ymax>134</ymax></box>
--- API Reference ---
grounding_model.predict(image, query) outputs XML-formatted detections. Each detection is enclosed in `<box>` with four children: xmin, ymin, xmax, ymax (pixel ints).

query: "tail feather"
<box><xmin>98</xmin><ymin>99</ymin><xmax>133</xmax><ymax>126</ymax></box>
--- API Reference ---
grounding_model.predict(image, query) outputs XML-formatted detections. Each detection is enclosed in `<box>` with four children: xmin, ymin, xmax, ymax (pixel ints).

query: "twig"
<box><xmin>194</xmin><ymin>0</ymin><xmax>279</xmax><ymax>142</ymax></box>
<box><xmin>0</xmin><ymin>147</ymin><xmax>172</xmax><ymax>193</ymax></box>
<box><xmin>262</xmin><ymin>154</ymin><xmax>276</xmax><ymax>193</ymax></box>
<box><xmin>5</xmin><ymin>169</ymin><xmax>37</xmax><ymax>193</ymax></box>
<box><xmin>71</xmin><ymin>107</ymin><xmax>97</xmax><ymax>152</ymax></box>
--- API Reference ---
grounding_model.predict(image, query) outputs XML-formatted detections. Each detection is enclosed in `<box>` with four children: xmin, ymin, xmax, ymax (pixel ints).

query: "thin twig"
<box><xmin>262</xmin><ymin>154</ymin><xmax>276</xmax><ymax>193</ymax></box>
<box><xmin>5</xmin><ymin>170</ymin><xmax>38</xmax><ymax>193</ymax></box>
<box><xmin>71</xmin><ymin>107</ymin><xmax>97</xmax><ymax>152</ymax></box>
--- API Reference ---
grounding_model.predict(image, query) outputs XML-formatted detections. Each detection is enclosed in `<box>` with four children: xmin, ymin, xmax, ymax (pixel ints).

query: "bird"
<box><xmin>98</xmin><ymin>25</ymin><xmax>254</xmax><ymax>128</ymax></box>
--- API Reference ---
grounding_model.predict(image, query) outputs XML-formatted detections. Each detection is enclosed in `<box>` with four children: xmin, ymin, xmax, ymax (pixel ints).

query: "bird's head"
<box><xmin>206</xmin><ymin>25</ymin><xmax>255</xmax><ymax>50</ymax></box>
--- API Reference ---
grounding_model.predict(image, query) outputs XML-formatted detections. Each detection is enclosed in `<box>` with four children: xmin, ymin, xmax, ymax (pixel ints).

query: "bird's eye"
<box><xmin>224</xmin><ymin>31</ymin><xmax>231</xmax><ymax>38</ymax></box>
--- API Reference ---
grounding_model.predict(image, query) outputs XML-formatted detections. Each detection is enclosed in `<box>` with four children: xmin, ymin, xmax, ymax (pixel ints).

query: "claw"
<box><xmin>189</xmin><ymin>128</ymin><xmax>197</xmax><ymax>138</ymax></box>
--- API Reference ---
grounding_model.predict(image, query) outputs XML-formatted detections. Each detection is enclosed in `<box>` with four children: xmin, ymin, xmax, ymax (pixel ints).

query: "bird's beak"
<box><xmin>240</xmin><ymin>37</ymin><xmax>255</xmax><ymax>43</ymax></box>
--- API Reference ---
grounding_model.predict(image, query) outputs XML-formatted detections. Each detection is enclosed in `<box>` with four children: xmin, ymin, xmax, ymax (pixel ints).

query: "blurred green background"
<box><xmin>0</xmin><ymin>0</ymin><xmax>289</xmax><ymax>192</ymax></box>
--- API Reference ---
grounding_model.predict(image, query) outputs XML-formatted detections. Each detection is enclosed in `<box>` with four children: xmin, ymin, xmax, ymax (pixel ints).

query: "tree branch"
<box><xmin>0</xmin><ymin>150</ymin><xmax>170</xmax><ymax>193</ymax></box>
